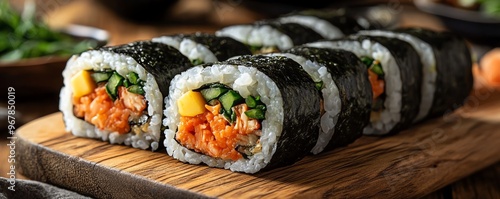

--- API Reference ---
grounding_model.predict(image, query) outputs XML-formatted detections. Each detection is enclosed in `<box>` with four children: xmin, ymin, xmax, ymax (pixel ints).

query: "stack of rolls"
<box><xmin>161</xmin><ymin>27</ymin><xmax>472</xmax><ymax>173</ymax></box>
<box><xmin>59</xmin><ymin>8</ymin><xmax>473</xmax><ymax>173</ymax></box>
<box><xmin>216</xmin><ymin>9</ymin><xmax>368</xmax><ymax>54</ymax></box>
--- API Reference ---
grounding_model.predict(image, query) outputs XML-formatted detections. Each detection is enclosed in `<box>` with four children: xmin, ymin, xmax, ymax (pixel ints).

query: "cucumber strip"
<box><xmin>360</xmin><ymin>56</ymin><xmax>374</xmax><ymax>67</ymax></box>
<box><xmin>127</xmin><ymin>85</ymin><xmax>145</xmax><ymax>95</ymax></box>
<box><xmin>255</xmin><ymin>105</ymin><xmax>266</xmax><ymax>111</ymax></box>
<box><xmin>230</xmin><ymin>110</ymin><xmax>237</xmax><ymax>122</ymax></box>
<box><xmin>123</xmin><ymin>78</ymin><xmax>130</xmax><ymax>88</ymax></box>
<box><xmin>191</xmin><ymin>59</ymin><xmax>204</xmax><ymax>65</ymax></box>
<box><xmin>244</xmin><ymin>109</ymin><xmax>265</xmax><ymax>120</ymax></box>
<box><xmin>370</xmin><ymin>65</ymin><xmax>384</xmax><ymax>76</ymax></box>
<box><xmin>106</xmin><ymin>72</ymin><xmax>124</xmax><ymax>100</ymax></box>
<box><xmin>315</xmin><ymin>81</ymin><xmax>324</xmax><ymax>91</ymax></box>
<box><xmin>219</xmin><ymin>90</ymin><xmax>243</xmax><ymax>113</ymax></box>
<box><xmin>91</xmin><ymin>72</ymin><xmax>112</xmax><ymax>83</ymax></box>
<box><xmin>127</xmin><ymin>72</ymin><xmax>140</xmax><ymax>84</ymax></box>
<box><xmin>201</xmin><ymin>87</ymin><xmax>228</xmax><ymax>102</ymax></box>
<box><xmin>245</xmin><ymin>96</ymin><xmax>257</xmax><ymax>108</ymax></box>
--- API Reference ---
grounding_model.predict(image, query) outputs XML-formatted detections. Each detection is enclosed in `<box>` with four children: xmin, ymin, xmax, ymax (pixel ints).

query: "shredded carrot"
<box><xmin>368</xmin><ymin>70</ymin><xmax>385</xmax><ymax>100</ymax></box>
<box><xmin>73</xmin><ymin>85</ymin><xmax>146</xmax><ymax>134</ymax></box>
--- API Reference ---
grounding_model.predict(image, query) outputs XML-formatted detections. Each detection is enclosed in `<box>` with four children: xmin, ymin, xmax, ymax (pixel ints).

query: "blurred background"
<box><xmin>1</xmin><ymin>0</ymin><xmax>499</xmax><ymax>196</ymax></box>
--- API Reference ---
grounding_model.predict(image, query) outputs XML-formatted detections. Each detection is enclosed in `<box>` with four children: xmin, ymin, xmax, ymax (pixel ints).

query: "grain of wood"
<box><xmin>15</xmin><ymin>91</ymin><xmax>500</xmax><ymax>198</ymax></box>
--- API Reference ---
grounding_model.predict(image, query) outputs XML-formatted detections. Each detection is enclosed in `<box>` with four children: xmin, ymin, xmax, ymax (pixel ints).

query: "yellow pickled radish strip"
<box><xmin>177</xmin><ymin>91</ymin><xmax>207</xmax><ymax>117</ymax></box>
<box><xmin>71</xmin><ymin>70</ymin><xmax>96</xmax><ymax>98</ymax></box>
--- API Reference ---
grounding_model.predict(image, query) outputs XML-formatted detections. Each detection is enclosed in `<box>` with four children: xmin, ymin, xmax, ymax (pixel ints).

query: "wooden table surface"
<box><xmin>1</xmin><ymin>0</ymin><xmax>499</xmax><ymax>198</ymax></box>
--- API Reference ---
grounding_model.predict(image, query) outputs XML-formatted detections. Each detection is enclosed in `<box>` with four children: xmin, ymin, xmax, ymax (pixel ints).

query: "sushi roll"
<box><xmin>355</xmin><ymin>29</ymin><xmax>438</xmax><ymax>123</ymax></box>
<box><xmin>355</xmin><ymin>28</ymin><xmax>473</xmax><ymax>122</ymax></box>
<box><xmin>277</xmin><ymin>9</ymin><xmax>368</xmax><ymax>40</ymax></box>
<box><xmin>266</xmin><ymin>47</ymin><xmax>372</xmax><ymax>154</ymax></box>
<box><xmin>152</xmin><ymin>32</ymin><xmax>252</xmax><ymax>65</ymax></box>
<box><xmin>215</xmin><ymin>20</ymin><xmax>324</xmax><ymax>54</ymax></box>
<box><xmin>59</xmin><ymin>41</ymin><xmax>193</xmax><ymax>150</ymax></box>
<box><xmin>396</xmin><ymin>28</ymin><xmax>473</xmax><ymax>119</ymax></box>
<box><xmin>307</xmin><ymin>35</ymin><xmax>423</xmax><ymax>135</ymax></box>
<box><xmin>163</xmin><ymin>55</ymin><xmax>321</xmax><ymax>173</ymax></box>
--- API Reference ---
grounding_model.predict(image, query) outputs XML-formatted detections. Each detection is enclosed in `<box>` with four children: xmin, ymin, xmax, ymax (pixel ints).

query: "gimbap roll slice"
<box><xmin>396</xmin><ymin>28</ymin><xmax>473</xmax><ymax>119</ymax></box>
<box><xmin>355</xmin><ymin>30</ymin><xmax>437</xmax><ymax>123</ymax></box>
<box><xmin>163</xmin><ymin>55</ymin><xmax>321</xmax><ymax>173</ymax></box>
<box><xmin>307</xmin><ymin>35</ymin><xmax>423</xmax><ymax>135</ymax></box>
<box><xmin>152</xmin><ymin>32</ymin><xmax>252</xmax><ymax>65</ymax></box>
<box><xmin>215</xmin><ymin>20</ymin><xmax>323</xmax><ymax>54</ymax></box>
<box><xmin>267</xmin><ymin>47</ymin><xmax>372</xmax><ymax>154</ymax></box>
<box><xmin>356</xmin><ymin>28</ymin><xmax>473</xmax><ymax>122</ymax></box>
<box><xmin>59</xmin><ymin>41</ymin><xmax>193</xmax><ymax>150</ymax></box>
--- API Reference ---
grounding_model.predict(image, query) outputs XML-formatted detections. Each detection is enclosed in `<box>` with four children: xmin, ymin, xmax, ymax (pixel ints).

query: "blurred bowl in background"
<box><xmin>97</xmin><ymin>0</ymin><xmax>180</xmax><ymax>22</ymax></box>
<box><xmin>414</xmin><ymin>0</ymin><xmax>500</xmax><ymax>47</ymax></box>
<box><xmin>0</xmin><ymin>25</ymin><xmax>108</xmax><ymax>99</ymax></box>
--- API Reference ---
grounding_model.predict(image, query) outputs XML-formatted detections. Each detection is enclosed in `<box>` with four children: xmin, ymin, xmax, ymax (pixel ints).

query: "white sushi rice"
<box><xmin>307</xmin><ymin>39</ymin><xmax>402</xmax><ymax>135</ymax></box>
<box><xmin>215</xmin><ymin>24</ymin><xmax>294</xmax><ymax>51</ymax></box>
<box><xmin>278</xmin><ymin>15</ymin><xmax>344</xmax><ymax>40</ymax></box>
<box><xmin>152</xmin><ymin>36</ymin><xmax>218</xmax><ymax>64</ymax></box>
<box><xmin>163</xmin><ymin>64</ymin><xmax>284</xmax><ymax>173</ymax></box>
<box><xmin>266</xmin><ymin>53</ymin><xmax>341</xmax><ymax>154</ymax></box>
<box><xmin>59</xmin><ymin>50</ymin><xmax>164</xmax><ymax>150</ymax></box>
<box><xmin>356</xmin><ymin>30</ymin><xmax>436</xmax><ymax>122</ymax></box>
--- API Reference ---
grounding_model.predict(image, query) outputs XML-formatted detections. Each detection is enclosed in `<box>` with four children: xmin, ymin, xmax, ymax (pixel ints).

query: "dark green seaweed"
<box><xmin>397</xmin><ymin>28</ymin><xmax>473</xmax><ymax>120</ymax></box>
<box><xmin>179</xmin><ymin>32</ymin><xmax>252</xmax><ymax>61</ymax></box>
<box><xmin>291</xmin><ymin>10</ymin><xmax>368</xmax><ymax>35</ymax></box>
<box><xmin>99</xmin><ymin>41</ymin><xmax>193</xmax><ymax>150</ymax></box>
<box><xmin>100</xmin><ymin>41</ymin><xmax>193</xmax><ymax>97</ymax></box>
<box><xmin>284</xmin><ymin>47</ymin><xmax>372</xmax><ymax>150</ymax></box>
<box><xmin>223</xmin><ymin>55</ymin><xmax>321</xmax><ymax>171</ymax></box>
<box><xmin>256</xmin><ymin>20</ymin><xmax>324</xmax><ymax>47</ymax></box>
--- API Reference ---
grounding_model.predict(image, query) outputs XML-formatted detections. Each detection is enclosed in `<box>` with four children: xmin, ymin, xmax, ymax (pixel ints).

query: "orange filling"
<box><xmin>176</xmin><ymin>103</ymin><xmax>261</xmax><ymax>161</ymax></box>
<box><xmin>368</xmin><ymin>69</ymin><xmax>385</xmax><ymax>100</ymax></box>
<box><xmin>73</xmin><ymin>85</ymin><xmax>147</xmax><ymax>134</ymax></box>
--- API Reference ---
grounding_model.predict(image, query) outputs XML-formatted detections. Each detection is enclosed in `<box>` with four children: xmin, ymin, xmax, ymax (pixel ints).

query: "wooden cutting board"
<box><xmin>16</xmin><ymin>89</ymin><xmax>500</xmax><ymax>199</ymax></box>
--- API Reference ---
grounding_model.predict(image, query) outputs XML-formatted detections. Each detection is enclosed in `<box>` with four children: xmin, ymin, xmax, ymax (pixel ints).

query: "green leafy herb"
<box><xmin>0</xmin><ymin>1</ymin><xmax>97</xmax><ymax>62</ymax></box>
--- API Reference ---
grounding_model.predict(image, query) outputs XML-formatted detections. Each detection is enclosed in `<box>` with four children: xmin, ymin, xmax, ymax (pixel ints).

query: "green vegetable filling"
<box><xmin>315</xmin><ymin>81</ymin><xmax>324</xmax><ymax>91</ymax></box>
<box><xmin>94</xmin><ymin>70</ymin><xmax>145</xmax><ymax>100</ymax></box>
<box><xmin>191</xmin><ymin>59</ymin><xmax>204</xmax><ymax>65</ymax></box>
<box><xmin>105</xmin><ymin>72</ymin><xmax>123</xmax><ymax>101</ymax></box>
<box><xmin>197</xmin><ymin>83</ymin><xmax>267</xmax><ymax>123</ymax></box>
<box><xmin>360</xmin><ymin>56</ymin><xmax>384</xmax><ymax>77</ymax></box>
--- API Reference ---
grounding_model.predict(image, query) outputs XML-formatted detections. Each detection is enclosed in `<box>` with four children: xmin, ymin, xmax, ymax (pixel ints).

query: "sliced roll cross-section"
<box><xmin>59</xmin><ymin>41</ymin><xmax>193</xmax><ymax>150</ymax></box>
<box><xmin>163</xmin><ymin>55</ymin><xmax>321</xmax><ymax>173</ymax></box>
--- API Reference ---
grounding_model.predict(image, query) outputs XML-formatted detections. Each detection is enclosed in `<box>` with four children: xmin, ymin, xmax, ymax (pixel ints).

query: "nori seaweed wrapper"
<box><xmin>223</xmin><ymin>55</ymin><xmax>321</xmax><ymax>171</ymax></box>
<box><xmin>343</xmin><ymin>35</ymin><xmax>423</xmax><ymax>135</ymax></box>
<box><xmin>99</xmin><ymin>41</ymin><xmax>193</xmax><ymax>96</ymax></box>
<box><xmin>284</xmin><ymin>46</ymin><xmax>372</xmax><ymax>150</ymax></box>
<box><xmin>179</xmin><ymin>32</ymin><xmax>252</xmax><ymax>61</ymax></box>
<box><xmin>256</xmin><ymin>20</ymin><xmax>324</xmax><ymax>47</ymax></box>
<box><xmin>397</xmin><ymin>28</ymin><xmax>473</xmax><ymax>119</ymax></box>
<box><xmin>291</xmin><ymin>10</ymin><xmax>368</xmax><ymax>35</ymax></box>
